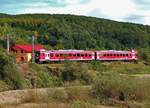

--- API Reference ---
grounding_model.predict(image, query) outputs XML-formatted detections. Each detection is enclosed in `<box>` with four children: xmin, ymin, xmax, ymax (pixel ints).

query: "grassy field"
<box><xmin>0</xmin><ymin>61</ymin><xmax>150</xmax><ymax>108</ymax></box>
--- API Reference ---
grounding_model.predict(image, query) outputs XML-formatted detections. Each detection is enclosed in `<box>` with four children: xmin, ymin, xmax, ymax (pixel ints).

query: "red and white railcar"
<box><xmin>95</xmin><ymin>50</ymin><xmax>137</xmax><ymax>61</ymax></box>
<box><xmin>35</xmin><ymin>50</ymin><xmax>95</xmax><ymax>63</ymax></box>
<box><xmin>35</xmin><ymin>49</ymin><xmax>138</xmax><ymax>63</ymax></box>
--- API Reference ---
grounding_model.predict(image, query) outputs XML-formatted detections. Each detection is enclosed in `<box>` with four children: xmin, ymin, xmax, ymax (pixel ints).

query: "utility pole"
<box><xmin>7</xmin><ymin>34</ymin><xmax>10</xmax><ymax>53</ymax></box>
<box><xmin>32</xmin><ymin>35</ymin><xmax>35</xmax><ymax>63</ymax></box>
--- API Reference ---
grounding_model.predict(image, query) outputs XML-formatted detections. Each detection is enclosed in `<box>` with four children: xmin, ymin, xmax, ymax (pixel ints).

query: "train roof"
<box><xmin>44</xmin><ymin>50</ymin><xmax>93</xmax><ymax>53</ymax></box>
<box><xmin>96</xmin><ymin>50</ymin><xmax>137</xmax><ymax>53</ymax></box>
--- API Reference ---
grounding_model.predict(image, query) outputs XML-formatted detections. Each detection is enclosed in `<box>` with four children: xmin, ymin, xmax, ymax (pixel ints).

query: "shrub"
<box><xmin>88</xmin><ymin>61</ymin><xmax>107</xmax><ymax>72</ymax></box>
<box><xmin>61</xmin><ymin>62</ymin><xmax>92</xmax><ymax>84</ymax></box>
<box><xmin>0</xmin><ymin>49</ymin><xmax>26</xmax><ymax>89</ymax></box>
<box><xmin>139</xmin><ymin>48</ymin><xmax>150</xmax><ymax>64</ymax></box>
<box><xmin>29</xmin><ymin>63</ymin><xmax>63</xmax><ymax>87</ymax></box>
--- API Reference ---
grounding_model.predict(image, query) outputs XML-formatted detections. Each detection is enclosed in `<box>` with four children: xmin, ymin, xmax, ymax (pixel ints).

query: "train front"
<box><xmin>35</xmin><ymin>49</ymin><xmax>46</xmax><ymax>63</ymax></box>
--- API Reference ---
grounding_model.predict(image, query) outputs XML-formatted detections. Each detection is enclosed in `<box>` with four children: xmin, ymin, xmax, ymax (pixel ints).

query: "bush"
<box><xmin>61</xmin><ymin>62</ymin><xmax>92</xmax><ymax>84</ymax></box>
<box><xmin>92</xmin><ymin>72</ymin><xmax>150</xmax><ymax>102</ymax></box>
<box><xmin>88</xmin><ymin>61</ymin><xmax>107</xmax><ymax>72</ymax></box>
<box><xmin>0</xmin><ymin>50</ymin><xmax>26</xmax><ymax>89</ymax></box>
<box><xmin>139</xmin><ymin>48</ymin><xmax>150</xmax><ymax>64</ymax></box>
<box><xmin>29</xmin><ymin>63</ymin><xmax>63</xmax><ymax>87</ymax></box>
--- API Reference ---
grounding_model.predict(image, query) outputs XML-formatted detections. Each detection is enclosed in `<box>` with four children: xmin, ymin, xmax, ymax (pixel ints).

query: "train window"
<box><xmin>104</xmin><ymin>54</ymin><xmax>106</xmax><ymax>56</ymax></box>
<box><xmin>113</xmin><ymin>54</ymin><xmax>116</xmax><ymax>56</ymax></box>
<box><xmin>130</xmin><ymin>54</ymin><xmax>132</xmax><ymax>56</ymax></box>
<box><xmin>110</xmin><ymin>54</ymin><xmax>112</xmax><ymax>56</ymax></box>
<box><xmin>73</xmin><ymin>54</ymin><xmax>76</xmax><ymax>57</ymax></box>
<box><xmin>63</xmin><ymin>54</ymin><xmax>68</xmax><ymax>57</ymax></box>
<box><xmin>123</xmin><ymin>54</ymin><xmax>125</xmax><ymax>56</ymax></box>
<box><xmin>107</xmin><ymin>54</ymin><xmax>109</xmax><ymax>56</ymax></box>
<box><xmin>50</xmin><ymin>54</ymin><xmax>53</xmax><ymax>57</ymax></box>
<box><xmin>56</xmin><ymin>54</ymin><xmax>59</xmax><ymax>57</ymax></box>
<box><xmin>126</xmin><ymin>54</ymin><xmax>128</xmax><ymax>56</ymax></box>
<box><xmin>48</xmin><ymin>54</ymin><xmax>50</xmax><ymax>57</ymax></box>
<box><xmin>120</xmin><ymin>54</ymin><xmax>122</xmax><ymax>56</ymax></box>
<box><xmin>117</xmin><ymin>54</ymin><xmax>119</xmax><ymax>56</ymax></box>
<box><xmin>89</xmin><ymin>54</ymin><xmax>92</xmax><ymax>57</ymax></box>
<box><xmin>77</xmin><ymin>53</ymin><xmax>80</xmax><ymax>57</ymax></box>
<box><xmin>81</xmin><ymin>54</ymin><xmax>84</xmax><ymax>57</ymax></box>
<box><xmin>21</xmin><ymin>50</ymin><xmax>24</xmax><ymax>53</ymax></box>
<box><xmin>85</xmin><ymin>54</ymin><xmax>87</xmax><ymax>57</ymax></box>
<box><xmin>69</xmin><ymin>54</ymin><xmax>72</xmax><ymax>56</ymax></box>
<box><xmin>60</xmin><ymin>54</ymin><xmax>63</xmax><ymax>57</ymax></box>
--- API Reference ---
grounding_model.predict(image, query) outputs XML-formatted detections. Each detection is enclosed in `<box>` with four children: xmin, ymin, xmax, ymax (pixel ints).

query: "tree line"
<box><xmin>0</xmin><ymin>13</ymin><xmax>150</xmax><ymax>50</ymax></box>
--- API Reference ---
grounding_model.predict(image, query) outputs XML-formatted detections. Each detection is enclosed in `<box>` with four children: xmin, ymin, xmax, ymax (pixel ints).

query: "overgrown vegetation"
<box><xmin>0</xmin><ymin>49</ymin><xmax>26</xmax><ymax>89</ymax></box>
<box><xmin>61</xmin><ymin>62</ymin><xmax>92</xmax><ymax>84</ymax></box>
<box><xmin>29</xmin><ymin>63</ymin><xmax>63</xmax><ymax>87</ymax></box>
<box><xmin>92</xmin><ymin>72</ymin><xmax>150</xmax><ymax>103</ymax></box>
<box><xmin>139</xmin><ymin>48</ymin><xmax>150</xmax><ymax>64</ymax></box>
<box><xmin>88</xmin><ymin>61</ymin><xmax>107</xmax><ymax>71</ymax></box>
<box><xmin>14</xmin><ymin>86</ymin><xmax>93</xmax><ymax>108</ymax></box>
<box><xmin>0</xmin><ymin>61</ymin><xmax>150</xmax><ymax>107</ymax></box>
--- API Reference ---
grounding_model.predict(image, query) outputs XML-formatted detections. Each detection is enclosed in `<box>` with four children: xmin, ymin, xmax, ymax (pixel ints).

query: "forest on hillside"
<box><xmin>0</xmin><ymin>13</ymin><xmax>150</xmax><ymax>50</ymax></box>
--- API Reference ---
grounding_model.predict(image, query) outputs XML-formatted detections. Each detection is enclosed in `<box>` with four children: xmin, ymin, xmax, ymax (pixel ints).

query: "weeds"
<box><xmin>71</xmin><ymin>100</ymin><xmax>95</xmax><ymax>108</ymax></box>
<box><xmin>92</xmin><ymin>72</ymin><xmax>150</xmax><ymax>102</ymax></box>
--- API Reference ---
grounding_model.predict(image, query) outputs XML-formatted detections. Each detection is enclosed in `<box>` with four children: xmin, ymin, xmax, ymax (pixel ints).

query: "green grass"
<box><xmin>102</xmin><ymin>62</ymin><xmax>150</xmax><ymax>75</ymax></box>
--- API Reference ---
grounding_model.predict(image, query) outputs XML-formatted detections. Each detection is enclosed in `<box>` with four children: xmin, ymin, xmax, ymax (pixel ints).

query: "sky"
<box><xmin>0</xmin><ymin>0</ymin><xmax>150</xmax><ymax>25</ymax></box>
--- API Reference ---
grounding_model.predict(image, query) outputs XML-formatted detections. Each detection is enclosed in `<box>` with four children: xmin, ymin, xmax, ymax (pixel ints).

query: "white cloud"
<box><xmin>18</xmin><ymin>0</ymin><xmax>150</xmax><ymax>25</ymax></box>
<box><xmin>136</xmin><ymin>10</ymin><xmax>150</xmax><ymax>25</ymax></box>
<box><xmin>65</xmin><ymin>0</ymin><xmax>80</xmax><ymax>5</ymax></box>
<box><xmin>22</xmin><ymin>0</ymin><xmax>135</xmax><ymax>16</ymax></box>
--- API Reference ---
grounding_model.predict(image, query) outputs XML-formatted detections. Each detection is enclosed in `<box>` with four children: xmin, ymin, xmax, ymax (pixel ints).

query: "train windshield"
<box><xmin>35</xmin><ymin>51</ymin><xmax>40</xmax><ymax>57</ymax></box>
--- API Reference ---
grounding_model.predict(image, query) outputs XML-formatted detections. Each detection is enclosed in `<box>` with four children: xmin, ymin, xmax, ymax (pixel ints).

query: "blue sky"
<box><xmin>0</xmin><ymin>0</ymin><xmax>150</xmax><ymax>25</ymax></box>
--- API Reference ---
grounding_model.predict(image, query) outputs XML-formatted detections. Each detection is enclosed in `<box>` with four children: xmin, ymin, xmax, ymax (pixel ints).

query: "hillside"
<box><xmin>0</xmin><ymin>13</ymin><xmax>150</xmax><ymax>50</ymax></box>
<box><xmin>0</xmin><ymin>14</ymin><xmax>150</xmax><ymax>108</ymax></box>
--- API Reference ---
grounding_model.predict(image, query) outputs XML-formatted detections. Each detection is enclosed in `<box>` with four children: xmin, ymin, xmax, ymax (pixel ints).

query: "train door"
<box><xmin>131</xmin><ymin>50</ymin><xmax>136</xmax><ymax>59</ymax></box>
<box><xmin>35</xmin><ymin>51</ymin><xmax>40</xmax><ymax>63</ymax></box>
<box><xmin>95</xmin><ymin>52</ymin><xmax>97</xmax><ymax>60</ymax></box>
<box><xmin>45</xmin><ymin>52</ymin><xmax>49</xmax><ymax>60</ymax></box>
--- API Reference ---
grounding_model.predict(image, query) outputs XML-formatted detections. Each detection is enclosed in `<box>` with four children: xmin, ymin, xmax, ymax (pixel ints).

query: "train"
<box><xmin>35</xmin><ymin>49</ymin><xmax>138</xmax><ymax>63</ymax></box>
